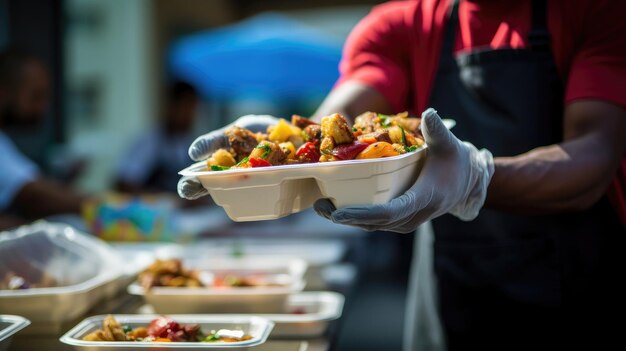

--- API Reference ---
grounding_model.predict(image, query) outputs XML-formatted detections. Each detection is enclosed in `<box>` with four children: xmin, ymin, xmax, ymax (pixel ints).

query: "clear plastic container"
<box><xmin>60</xmin><ymin>315</ymin><xmax>274</xmax><ymax>351</ymax></box>
<box><xmin>179</xmin><ymin>145</ymin><xmax>427</xmax><ymax>221</ymax></box>
<box><xmin>0</xmin><ymin>222</ymin><xmax>126</xmax><ymax>325</ymax></box>
<box><xmin>128</xmin><ymin>258</ymin><xmax>307</xmax><ymax>314</ymax></box>
<box><xmin>0</xmin><ymin>315</ymin><xmax>30</xmax><ymax>351</ymax></box>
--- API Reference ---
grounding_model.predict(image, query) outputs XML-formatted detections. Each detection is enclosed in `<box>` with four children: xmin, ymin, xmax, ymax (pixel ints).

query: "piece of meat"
<box><xmin>291</xmin><ymin>114</ymin><xmax>318</xmax><ymax>129</ymax></box>
<box><xmin>303</xmin><ymin>124</ymin><xmax>322</xmax><ymax>141</ymax></box>
<box><xmin>353</xmin><ymin>111</ymin><xmax>379</xmax><ymax>133</ymax></box>
<box><xmin>225</xmin><ymin>126</ymin><xmax>259</xmax><ymax>160</ymax></box>
<box><xmin>321</xmin><ymin>113</ymin><xmax>354</xmax><ymax>145</ymax></box>
<box><xmin>248</xmin><ymin>140</ymin><xmax>287</xmax><ymax>165</ymax></box>
<box><xmin>358</xmin><ymin>130</ymin><xmax>392</xmax><ymax>144</ymax></box>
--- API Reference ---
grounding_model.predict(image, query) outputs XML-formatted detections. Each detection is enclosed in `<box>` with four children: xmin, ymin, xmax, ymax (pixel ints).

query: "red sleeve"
<box><xmin>564</xmin><ymin>0</ymin><xmax>626</xmax><ymax>108</ymax></box>
<box><xmin>336</xmin><ymin>2</ymin><xmax>414</xmax><ymax>112</ymax></box>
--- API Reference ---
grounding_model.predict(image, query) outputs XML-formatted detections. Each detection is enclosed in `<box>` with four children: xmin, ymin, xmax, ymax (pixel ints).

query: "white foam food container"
<box><xmin>253</xmin><ymin>292</ymin><xmax>344</xmax><ymax>338</ymax></box>
<box><xmin>0</xmin><ymin>222</ymin><xmax>126</xmax><ymax>325</ymax></box>
<box><xmin>0</xmin><ymin>315</ymin><xmax>30</xmax><ymax>351</ymax></box>
<box><xmin>128</xmin><ymin>258</ymin><xmax>307</xmax><ymax>314</ymax></box>
<box><xmin>60</xmin><ymin>314</ymin><xmax>274</xmax><ymax>351</ymax></box>
<box><xmin>179</xmin><ymin>145</ymin><xmax>428</xmax><ymax>221</ymax></box>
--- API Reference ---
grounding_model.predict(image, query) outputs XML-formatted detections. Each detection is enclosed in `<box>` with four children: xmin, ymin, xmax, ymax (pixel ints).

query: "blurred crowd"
<box><xmin>0</xmin><ymin>48</ymin><xmax>205</xmax><ymax>230</ymax></box>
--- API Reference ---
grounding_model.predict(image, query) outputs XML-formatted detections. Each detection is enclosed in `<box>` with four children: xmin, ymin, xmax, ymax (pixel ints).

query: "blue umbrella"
<box><xmin>168</xmin><ymin>13</ymin><xmax>344</xmax><ymax>101</ymax></box>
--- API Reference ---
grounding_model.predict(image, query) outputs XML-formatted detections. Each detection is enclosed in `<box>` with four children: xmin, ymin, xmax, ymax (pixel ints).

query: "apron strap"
<box><xmin>443</xmin><ymin>0</ymin><xmax>551</xmax><ymax>55</ymax></box>
<box><xmin>441</xmin><ymin>0</ymin><xmax>460</xmax><ymax>60</ymax></box>
<box><xmin>528</xmin><ymin>0</ymin><xmax>551</xmax><ymax>52</ymax></box>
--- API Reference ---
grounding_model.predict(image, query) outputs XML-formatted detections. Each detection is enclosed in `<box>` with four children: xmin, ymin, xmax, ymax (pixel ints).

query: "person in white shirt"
<box><xmin>0</xmin><ymin>49</ymin><xmax>85</xmax><ymax>229</ymax></box>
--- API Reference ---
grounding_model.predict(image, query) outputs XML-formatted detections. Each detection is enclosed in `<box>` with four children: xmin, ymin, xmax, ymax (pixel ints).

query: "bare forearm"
<box><xmin>486</xmin><ymin>102</ymin><xmax>626</xmax><ymax>213</ymax></box>
<box><xmin>312</xmin><ymin>81</ymin><xmax>393</xmax><ymax>123</ymax></box>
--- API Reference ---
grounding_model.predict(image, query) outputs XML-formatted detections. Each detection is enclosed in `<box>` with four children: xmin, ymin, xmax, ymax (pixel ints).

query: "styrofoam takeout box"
<box><xmin>0</xmin><ymin>315</ymin><xmax>30</xmax><ymax>351</ymax></box>
<box><xmin>60</xmin><ymin>315</ymin><xmax>274</xmax><ymax>351</ymax></box>
<box><xmin>179</xmin><ymin>145</ymin><xmax>427</xmax><ymax>221</ymax></box>
<box><xmin>261</xmin><ymin>291</ymin><xmax>344</xmax><ymax>338</ymax></box>
<box><xmin>128</xmin><ymin>258</ymin><xmax>307</xmax><ymax>314</ymax></box>
<box><xmin>0</xmin><ymin>222</ymin><xmax>126</xmax><ymax>326</ymax></box>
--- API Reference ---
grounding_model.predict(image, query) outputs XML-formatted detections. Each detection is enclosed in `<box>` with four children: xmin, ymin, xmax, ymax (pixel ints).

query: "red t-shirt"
<box><xmin>337</xmin><ymin>0</ymin><xmax>626</xmax><ymax>224</ymax></box>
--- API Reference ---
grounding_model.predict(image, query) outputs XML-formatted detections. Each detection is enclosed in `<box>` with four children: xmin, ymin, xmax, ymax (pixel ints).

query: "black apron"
<box><xmin>426</xmin><ymin>1</ymin><xmax>626</xmax><ymax>349</ymax></box>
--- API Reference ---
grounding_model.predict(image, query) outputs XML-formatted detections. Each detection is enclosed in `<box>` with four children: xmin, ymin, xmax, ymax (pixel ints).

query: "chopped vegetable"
<box><xmin>296</xmin><ymin>141</ymin><xmax>321</xmax><ymax>163</ymax></box>
<box><xmin>210</xmin><ymin>165</ymin><xmax>230</xmax><ymax>171</ymax></box>
<box><xmin>332</xmin><ymin>141</ymin><xmax>370</xmax><ymax>160</ymax></box>
<box><xmin>248</xmin><ymin>157</ymin><xmax>272</xmax><ymax>167</ymax></box>
<box><xmin>355</xmin><ymin>142</ymin><xmax>400</xmax><ymax>159</ymax></box>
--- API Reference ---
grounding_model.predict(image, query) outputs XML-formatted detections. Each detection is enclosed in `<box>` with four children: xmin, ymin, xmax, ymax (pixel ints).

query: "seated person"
<box><xmin>116</xmin><ymin>81</ymin><xmax>199</xmax><ymax>194</ymax></box>
<box><xmin>0</xmin><ymin>49</ymin><xmax>85</xmax><ymax>230</ymax></box>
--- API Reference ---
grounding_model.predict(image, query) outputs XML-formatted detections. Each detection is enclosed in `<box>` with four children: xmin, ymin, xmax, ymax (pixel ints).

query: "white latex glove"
<box><xmin>314</xmin><ymin>108</ymin><xmax>494</xmax><ymax>233</ymax></box>
<box><xmin>178</xmin><ymin>114</ymin><xmax>279</xmax><ymax>200</ymax></box>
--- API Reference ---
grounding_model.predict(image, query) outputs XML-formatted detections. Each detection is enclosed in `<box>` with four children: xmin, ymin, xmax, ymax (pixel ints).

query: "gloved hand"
<box><xmin>314</xmin><ymin>108</ymin><xmax>494</xmax><ymax>233</ymax></box>
<box><xmin>177</xmin><ymin>114</ymin><xmax>279</xmax><ymax>200</ymax></box>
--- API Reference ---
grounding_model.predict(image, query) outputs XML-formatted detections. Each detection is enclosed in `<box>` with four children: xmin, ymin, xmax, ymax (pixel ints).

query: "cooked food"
<box><xmin>138</xmin><ymin>259</ymin><xmax>289</xmax><ymax>290</ymax></box>
<box><xmin>138</xmin><ymin>259</ymin><xmax>203</xmax><ymax>290</ymax></box>
<box><xmin>203</xmin><ymin>111</ymin><xmax>424</xmax><ymax>171</ymax></box>
<box><xmin>0</xmin><ymin>271</ymin><xmax>57</xmax><ymax>290</ymax></box>
<box><xmin>82</xmin><ymin>315</ymin><xmax>252</xmax><ymax>343</ymax></box>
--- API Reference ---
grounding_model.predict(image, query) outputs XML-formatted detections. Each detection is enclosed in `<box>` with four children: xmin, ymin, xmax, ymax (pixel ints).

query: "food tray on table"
<box><xmin>60</xmin><ymin>315</ymin><xmax>273</xmax><ymax>351</ymax></box>
<box><xmin>128</xmin><ymin>258</ymin><xmax>307</xmax><ymax>314</ymax></box>
<box><xmin>0</xmin><ymin>315</ymin><xmax>30</xmax><ymax>351</ymax></box>
<box><xmin>260</xmin><ymin>292</ymin><xmax>344</xmax><ymax>338</ymax></box>
<box><xmin>0</xmin><ymin>222</ymin><xmax>128</xmax><ymax>334</ymax></box>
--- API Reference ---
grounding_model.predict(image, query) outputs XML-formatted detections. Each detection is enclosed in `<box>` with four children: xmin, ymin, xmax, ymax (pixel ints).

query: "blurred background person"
<box><xmin>115</xmin><ymin>81</ymin><xmax>199</xmax><ymax>194</ymax></box>
<box><xmin>0</xmin><ymin>48</ymin><xmax>85</xmax><ymax>230</ymax></box>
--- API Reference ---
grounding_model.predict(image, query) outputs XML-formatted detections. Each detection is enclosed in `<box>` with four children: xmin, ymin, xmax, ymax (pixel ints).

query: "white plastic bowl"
<box><xmin>179</xmin><ymin>145</ymin><xmax>427</xmax><ymax>222</ymax></box>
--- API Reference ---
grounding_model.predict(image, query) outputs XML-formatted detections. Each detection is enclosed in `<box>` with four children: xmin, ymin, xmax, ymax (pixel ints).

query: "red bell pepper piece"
<box><xmin>296</xmin><ymin>141</ymin><xmax>321</xmax><ymax>163</ymax></box>
<box><xmin>248</xmin><ymin>157</ymin><xmax>272</xmax><ymax>168</ymax></box>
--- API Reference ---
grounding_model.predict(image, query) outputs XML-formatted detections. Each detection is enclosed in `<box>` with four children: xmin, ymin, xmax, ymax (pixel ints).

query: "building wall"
<box><xmin>65</xmin><ymin>0</ymin><xmax>155</xmax><ymax>192</ymax></box>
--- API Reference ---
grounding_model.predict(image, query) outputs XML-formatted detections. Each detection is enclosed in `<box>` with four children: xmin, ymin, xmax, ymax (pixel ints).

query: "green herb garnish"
<box><xmin>122</xmin><ymin>325</ymin><xmax>133</xmax><ymax>333</ymax></box>
<box><xmin>210</xmin><ymin>165</ymin><xmax>231</xmax><ymax>171</ymax></box>
<box><xmin>204</xmin><ymin>333</ymin><xmax>221</xmax><ymax>342</ymax></box>
<box><xmin>352</xmin><ymin>126</ymin><xmax>357</xmax><ymax>132</ymax></box>
<box><xmin>255</xmin><ymin>144</ymin><xmax>272</xmax><ymax>159</ymax></box>
<box><xmin>407</xmin><ymin>145</ymin><xmax>418</xmax><ymax>152</ymax></box>
<box><xmin>378</xmin><ymin>113</ymin><xmax>392</xmax><ymax>128</ymax></box>
<box><xmin>400</xmin><ymin>127</ymin><xmax>408</xmax><ymax>147</ymax></box>
<box><xmin>235</xmin><ymin>157</ymin><xmax>249</xmax><ymax>167</ymax></box>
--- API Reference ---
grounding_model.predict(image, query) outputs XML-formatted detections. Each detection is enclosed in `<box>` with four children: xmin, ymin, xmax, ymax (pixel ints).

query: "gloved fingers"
<box><xmin>188</xmin><ymin>132</ymin><xmax>229</xmax><ymax>161</ymax></box>
<box><xmin>421</xmin><ymin>108</ymin><xmax>459</xmax><ymax>154</ymax></box>
<box><xmin>234</xmin><ymin>114</ymin><xmax>280</xmax><ymax>133</ymax></box>
<box><xmin>313</xmin><ymin>198</ymin><xmax>336</xmax><ymax>220</ymax></box>
<box><xmin>177</xmin><ymin>176</ymin><xmax>209</xmax><ymax>200</ymax></box>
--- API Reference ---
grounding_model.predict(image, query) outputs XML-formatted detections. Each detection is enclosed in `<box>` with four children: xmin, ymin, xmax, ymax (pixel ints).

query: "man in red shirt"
<box><xmin>180</xmin><ymin>0</ymin><xmax>626</xmax><ymax>349</ymax></box>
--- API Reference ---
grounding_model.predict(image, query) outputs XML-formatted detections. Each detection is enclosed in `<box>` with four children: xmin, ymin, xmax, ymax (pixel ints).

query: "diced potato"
<box><xmin>269</xmin><ymin>119</ymin><xmax>297</xmax><ymax>142</ymax></box>
<box><xmin>207</xmin><ymin>149</ymin><xmax>236</xmax><ymax>167</ymax></box>
<box><xmin>279</xmin><ymin>142</ymin><xmax>296</xmax><ymax>159</ymax></box>
<box><xmin>321</xmin><ymin>113</ymin><xmax>354</xmax><ymax>144</ymax></box>
<box><xmin>320</xmin><ymin>136</ymin><xmax>335</xmax><ymax>155</ymax></box>
<box><xmin>355</xmin><ymin>142</ymin><xmax>400</xmax><ymax>159</ymax></box>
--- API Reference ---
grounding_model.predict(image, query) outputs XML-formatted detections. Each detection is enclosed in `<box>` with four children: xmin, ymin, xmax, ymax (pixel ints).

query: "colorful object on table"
<box><xmin>82</xmin><ymin>194</ymin><xmax>175</xmax><ymax>242</ymax></box>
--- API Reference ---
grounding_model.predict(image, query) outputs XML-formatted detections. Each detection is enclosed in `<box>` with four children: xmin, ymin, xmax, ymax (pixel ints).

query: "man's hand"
<box><xmin>178</xmin><ymin>114</ymin><xmax>279</xmax><ymax>200</ymax></box>
<box><xmin>314</xmin><ymin>108</ymin><xmax>494</xmax><ymax>233</ymax></box>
